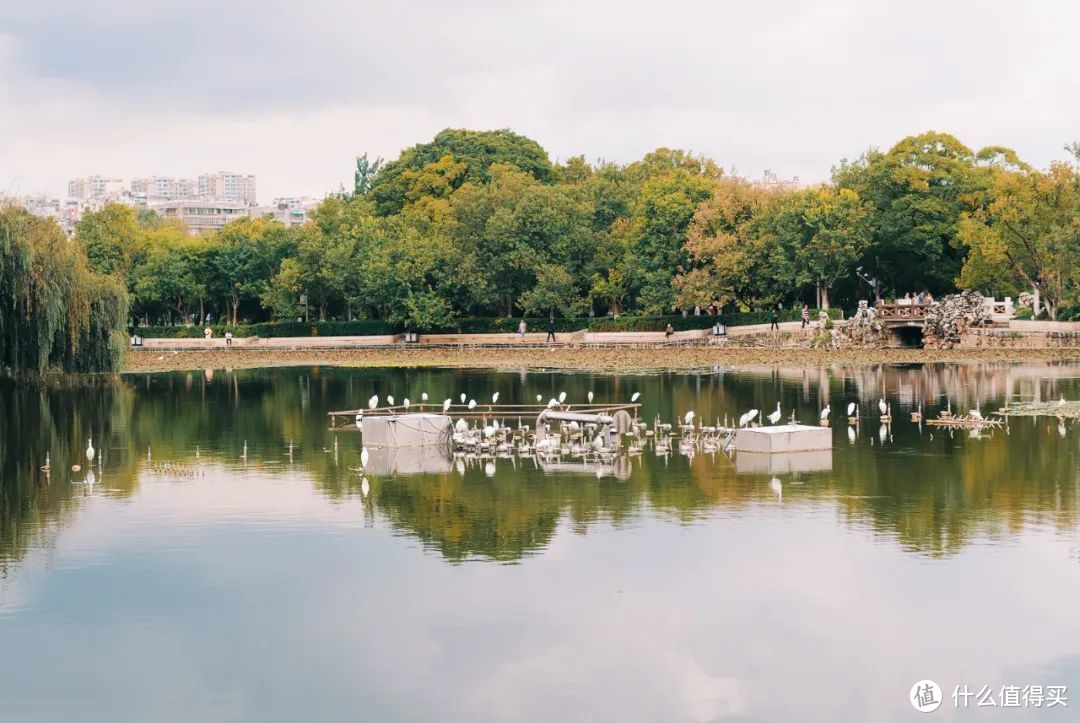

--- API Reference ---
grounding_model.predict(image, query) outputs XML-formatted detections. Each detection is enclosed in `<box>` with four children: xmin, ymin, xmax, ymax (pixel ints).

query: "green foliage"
<box><xmin>57</xmin><ymin>129</ymin><xmax>1080</xmax><ymax>340</ymax></box>
<box><xmin>370</xmin><ymin>128</ymin><xmax>554</xmax><ymax>215</ymax></box>
<box><xmin>0</xmin><ymin>205</ymin><xmax>129</xmax><ymax>374</ymax></box>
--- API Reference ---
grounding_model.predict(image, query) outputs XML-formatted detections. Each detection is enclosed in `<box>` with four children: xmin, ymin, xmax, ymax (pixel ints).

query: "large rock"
<box><xmin>923</xmin><ymin>291</ymin><xmax>992</xmax><ymax>349</ymax></box>
<box><xmin>835</xmin><ymin>300</ymin><xmax>887</xmax><ymax>348</ymax></box>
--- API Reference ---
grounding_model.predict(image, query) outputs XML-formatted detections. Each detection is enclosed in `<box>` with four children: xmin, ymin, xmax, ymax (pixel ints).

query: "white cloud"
<box><xmin>2</xmin><ymin>0</ymin><xmax>1079</xmax><ymax>200</ymax></box>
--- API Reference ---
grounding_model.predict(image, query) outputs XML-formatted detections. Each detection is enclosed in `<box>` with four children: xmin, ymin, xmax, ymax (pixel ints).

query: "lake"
<box><xmin>1</xmin><ymin>363</ymin><xmax>1078</xmax><ymax>722</ymax></box>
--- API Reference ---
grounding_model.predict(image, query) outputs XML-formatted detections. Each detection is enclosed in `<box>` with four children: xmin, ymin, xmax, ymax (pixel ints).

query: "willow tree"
<box><xmin>0</xmin><ymin>205</ymin><xmax>128</xmax><ymax>374</ymax></box>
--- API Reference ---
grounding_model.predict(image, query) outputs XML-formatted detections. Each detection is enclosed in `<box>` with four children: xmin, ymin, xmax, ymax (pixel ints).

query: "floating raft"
<box><xmin>328</xmin><ymin>402</ymin><xmax>641</xmax><ymax>426</ymax></box>
<box><xmin>925</xmin><ymin>415</ymin><xmax>1004</xmax><ymax>429</ymax></box>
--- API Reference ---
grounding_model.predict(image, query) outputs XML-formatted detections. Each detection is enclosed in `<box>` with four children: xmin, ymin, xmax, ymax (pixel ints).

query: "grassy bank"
<box><xmin>123</xmin><ymin>346</ymin><xmax>1080</xmax><ymax>374</ymax></box>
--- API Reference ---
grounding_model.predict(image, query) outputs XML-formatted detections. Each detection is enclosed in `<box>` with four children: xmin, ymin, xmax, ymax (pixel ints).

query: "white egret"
<box><xmin>403</xmin><ymin>398</ymin><xmax>411</xmax><ymax>410</ymax></box>
<box><xmin>387</xmin><ymin>395</ymin><xmax>395</xmax><ymax>406</ymax></box>
<box><xmin>455</xmin><ymin>419</ymin><xmax>468</xmax><ymax>433</ymax></box>
<box><xmin>767</xmin><ymin>403</ymin><xmax>782</xmax><ymax>425</ymax></box>
<box><xmin>468</xmin><ymin>399</ymin><xmax>477</xmax><ymax>410</ymax></box>
<box><xmin>820</xmin><ymin>404</ymin><xmax>830</xmax><ymax>421</ymax></box>
<box><xmin>684</xmin><ymin>410</ymin><xmax>695</xmax><ymax>425</ymax></box>
<box><xmin>368</xmin><ymin>395</ymin><xmax>378</xmax><ymax>410</ymax></box>
<box><xmin>443</xmin><ymin>399</ymin><xmax>452</xmax><ymax>412</ymax></box>
<box><xmin>492</xmin><ymin>391</ymin><xmax>500</xmax><ymax>404</ymax></box>
<box><xmin>483</xmin><ymin>425</ymin><xmax>495</xmax><ymax>438</ymax></box>
<box><xmin>631</xmin><ymin>392</ymin><xmax>641</xmax><ymax>402</ymax></box>
<box><xmin>587</xmin><ymin>391</ymin><xmax>594</xmax><ymax>404</ymax></box>
<box><xmin>592</xmin><ymin>434</ymin><xmax>605</xmax><ymax>451</ymax></box>
<box><xmin>421</xmin><ymin>392</ymin><xmax>428</xmax><ymax>402</ymax></box>
<box><xmin>492</xmin><ymin>419</ymin><xmax>500</xmax><ymax>430</ymax></box>
<box><xmin>847</xmin><ymin>403</ymin><xmax>859</xmax><ymax>424</ymax></box>
<box><xmin>558</xmin><ymin>391</ymin><xmax>567</xmax><ymax>404</ymax></box>
<box><xmin>878</xmin><ymin>398</ymin><xmax>887</xmax><ymax>415</ymax></box>
<box><xmin>86</xmin><ymin>438</ymin><xmax>95</xmax><ymax>464</ymax></box>
<box><xmin>547</xmin><ymin>398</ymin><xmax>559</xmax><ymax>409</ymax></box>
<box><xmin>360</xmin><ymin>447</ymin><xmax>369</xmax><ymax>469</ymax></box>
<box><xmin>970</xmin><ymin>406</ymin><xmax>983</xmax><ymax>421</ymax></box>
<box><xmin>460</xmin><ymin>393</ymin><xmax>467</xmax><ymax>403</ymax></box>
<box><xmin>536</xmin><ymin>394</ymin><xmax>543</xmax><ymax>402</ymax></box>
<box><xmin>738</xmin><ymin>412</ymin><xmax>750</xmax><ymax>428</ymax></box>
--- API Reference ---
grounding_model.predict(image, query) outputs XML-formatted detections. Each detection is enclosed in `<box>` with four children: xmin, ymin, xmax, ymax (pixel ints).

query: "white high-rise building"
<box><xmin>197</xmin><ymin>171</ymin><xmax>257</xmax><ymax>206</ymax></box>
<box><xmin>68</xmin><ymin>176</ymin><xmax>125</xmax><ymax>199</ymax></box>
<box><xmin>131</xmin><ymin>177</ymin><xmax>194</xmax><ymax>201</ymax></box>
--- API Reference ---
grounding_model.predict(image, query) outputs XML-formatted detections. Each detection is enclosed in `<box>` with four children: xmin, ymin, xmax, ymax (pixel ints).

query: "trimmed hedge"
<box><xmin>133</xmin><ymin>309</ymin><xmax>843</xmax><ymax>338</ymax></box>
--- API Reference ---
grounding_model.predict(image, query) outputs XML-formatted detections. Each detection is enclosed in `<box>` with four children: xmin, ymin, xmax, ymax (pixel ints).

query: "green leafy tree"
<box><xmin>370</xmin><ymin>128</ymin><xmax>554</xmax><ymax>215</ymax></box>
<box><xmin>958</xmin><ymin>160</ymin><xmax>1080</xmax><ymax>319</ymax></box>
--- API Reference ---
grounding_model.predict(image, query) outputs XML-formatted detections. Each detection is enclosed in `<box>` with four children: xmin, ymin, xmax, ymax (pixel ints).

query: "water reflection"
<box><xmin>1</xmin><ymin>363</ymin><xmax>1077</xmax><ymax>572</ymax></box>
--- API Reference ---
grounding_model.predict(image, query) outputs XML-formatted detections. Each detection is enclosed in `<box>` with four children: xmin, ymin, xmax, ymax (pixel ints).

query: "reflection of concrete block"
<box><xmin>734</xmin><ymin>449</ymin><xmax>833</xmax><ymax>475</ymax></box>
<box><xmin>364</xmin><ymin>446</ymin><xmax>452</xmax><ymax>475</ymax></box>
<box><xmin>361</xmin><ymin>414</ymin><xmax>452</xmax><ymax>447</ymax></box>
<box><xmin>733</xmin><ymin>424</ymin><xmax>831</xmax><ymax>453</ymax></box>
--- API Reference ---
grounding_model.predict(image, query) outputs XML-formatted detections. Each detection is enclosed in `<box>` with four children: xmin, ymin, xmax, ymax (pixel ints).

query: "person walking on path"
<box><xmin>546</xmin><ymin>317</ymin><xmax>557</xmax><ymax>343</ymax></box>
<box><xmin>768</xmin><ymin>307</ymin><xmax>780</xmax><ymax>332</ymax></box>
<box><xmin>801</xmin><ymin>304</ymin><xmax>810</xmax><ymax>330</ymax></box>
<box><xmin>665</xmin><ymin>322</ymin><xmax>674</xmax><ymax>338</ymax></box>
<box><xmin>518</xmin><ymin>318</ymin><xmax>527</xmax><ymax>340</ymax></box>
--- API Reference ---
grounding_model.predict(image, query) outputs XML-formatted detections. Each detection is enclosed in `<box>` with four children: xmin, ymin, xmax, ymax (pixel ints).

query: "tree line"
<box><xmin>59</xmin><ymin>129</ymin><xmax>1080</xmax><ymax>332</ymax></box>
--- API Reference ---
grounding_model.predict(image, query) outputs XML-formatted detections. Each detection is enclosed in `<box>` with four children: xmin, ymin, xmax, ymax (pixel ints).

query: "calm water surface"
<box><xmin>1</xmin><ymin>363</ymin><xmax>1078</xmax><ymax>722</ymax></box>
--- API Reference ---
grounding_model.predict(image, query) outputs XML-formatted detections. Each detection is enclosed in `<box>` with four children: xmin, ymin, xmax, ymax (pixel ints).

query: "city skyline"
<box><xmin>3</xmin><ymin>1</ymin><xmax>1079</xmax><ymax>201</ymax></box>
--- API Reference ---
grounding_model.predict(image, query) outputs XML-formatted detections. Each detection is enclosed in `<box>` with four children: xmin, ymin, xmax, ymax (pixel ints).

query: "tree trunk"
<box><xmin>821</xmin><ymin>286</ymin><xmax>830</xmax><ymax>310</ymax></box>
<box><xmin>199</xmin><ymin>298</ymin><xmax>205</xmax><ymax>325</ymax></box>
<box><xmin>1032</xmin><ymin>285</ymin><xmax>1041</xmax><ymax>319</ymax></box>
<box><xmin>231</xmin><ymin>299</ymin><xmax>239</xmax><ymax>326</ymax></box>
<box><xmin>319</xmin><ymin>300</ymin><xmax>327</xmax><ymax>322</ymax></box>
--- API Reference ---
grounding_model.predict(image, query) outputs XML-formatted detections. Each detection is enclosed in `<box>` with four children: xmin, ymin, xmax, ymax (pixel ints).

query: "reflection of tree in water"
<box><xmin>2</xmin><ymin>364</ymin><xmax>1078</xmax><ymax>568</ymax></box>
<box><xmin>0</xmin><ymin>377</ymin><xmax>138</xmax><ymax>575</ymax></box>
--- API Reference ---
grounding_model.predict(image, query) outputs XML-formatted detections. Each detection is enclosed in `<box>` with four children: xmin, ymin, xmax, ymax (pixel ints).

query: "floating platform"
<box><xmin>732</xmin><ymin>424</ymin><xmax>832</xmax><ymax>453</ymax></box>
<box><xmin>360</xmin><ymin>413</ymin><xmax>452</xmax><ymax>447</ymax></box>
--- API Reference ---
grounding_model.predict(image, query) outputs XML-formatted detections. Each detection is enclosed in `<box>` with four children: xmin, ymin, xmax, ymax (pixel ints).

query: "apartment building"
<box><xmin>197</xmin><ymin>171</ymin><xmax>257</xmax><ymax>206</ymax></box>
<box><xmin>131</xmin><ymin>177</ymin><xmax>195</xmax><ymax>201</ymax></box>
<box><xmin>151</xmin><ymin>200</ymin><xmax>253</xmax><ymax>234</ymax></box>
<box><xmin>68</xmin><ymin>176</ymin><xmax>125</xmax><ymax>199</ymax></box>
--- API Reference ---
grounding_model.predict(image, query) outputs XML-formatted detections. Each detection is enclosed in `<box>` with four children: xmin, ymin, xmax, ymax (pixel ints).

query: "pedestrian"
<box><xmin>225</xmin><ymin>331</ymin><xmax>233</xmax><ymax>347</ymax></box>
<box><xmin>801</xmin><ymin>303</ymin><xmax>810</xmax><ymax>330</ymax></box>
<box><xmin>693</xmin><ymin>305</ymin><xmax>701</xmax><ymax>316</ymax></box>
<box><xmin>518</xmin><ymin>318</ymin><xmax>527</xmax><ymax>340</ymax></box>
<box><xmin>768</xmin><ymin>307</ymin><xmax>779</xmax><ymax>331</ymax></box>
<box><xmin>546</xmin><ymin>317</ymin><xmax>556</xmax><ymax>343</ymax></box>
<box><xmin>665</xmin><ymin>322</ymin><xmax>674</xmax><ymax>338</ymax></box>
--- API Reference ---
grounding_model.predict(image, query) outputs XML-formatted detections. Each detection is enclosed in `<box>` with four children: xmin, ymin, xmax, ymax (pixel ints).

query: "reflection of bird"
<box><xmin>1058</xmin><ymin>417</ymin><xmax>1067</xmax><ymax>438</ymax></box>
<box><xmin>879</xmin><ymin>423</ymin><xmax>888</xmax><ymax>444</ymax></box>
<box><xmin>1059</xmin><ymin>395</ymin><xmax>1066</xmax><ymax>407</ymax></box>
<box><xmin>484</xmin><ymin>462</ymin><xmax>496</xmax><ymax>477</ymax></box>
<box><xmin>770</xmin><ymin>477</ymin><xmax>782</xmax><ymax>501</ymax></box>
<box><xmin>86</xmin><ymin>438</ymin><xmax>95</xmax><ymax>464</ymax></box>
<box><xmin>631</xmin><ymin>392</ymin><xmax>641</xmax><ymax>402</ymax></box>
<box><xmin>767</xmin><ymin>403</ymin><xmax>781</xmax><ymax>425</ymax></box>
<box><xmin>361</xmin><ymin>477</ymin><xmax>370</xmax><ymax>497</ymax></box>
<box><xmin>878</xmin><ymin>398</ymin><xmax>887</xmax><ymax>416</ymax></box>
<box><xmin>41</xmin><ymin>453</ymin><xmax>51</xmax><ymax>472</ymax></box>
<box><xmin>847</xmin><ymin>426</ymin><xmax>856</xmax><ymax>444</ymax></box>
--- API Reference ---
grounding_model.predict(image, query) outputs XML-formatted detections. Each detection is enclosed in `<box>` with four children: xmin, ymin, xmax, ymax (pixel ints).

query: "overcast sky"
<box><xmin>3</xmin><ymin>0</ymin><xmax>1079</xmax><ymax>201</ymax></box>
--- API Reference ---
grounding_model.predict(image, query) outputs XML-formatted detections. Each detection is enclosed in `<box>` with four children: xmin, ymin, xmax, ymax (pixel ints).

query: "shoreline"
<box><xmin>122</xmin><ymin>346</ymin><xmax>1080</xmax><ymax>373</ymax></box>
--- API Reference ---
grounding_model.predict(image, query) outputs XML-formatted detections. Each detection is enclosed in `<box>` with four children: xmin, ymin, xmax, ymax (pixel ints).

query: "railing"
<box><xmin>876</xmin><ymin>303</ymin><xmax>931</xmax><ymax>319</ymax></box>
